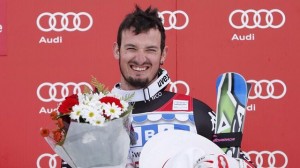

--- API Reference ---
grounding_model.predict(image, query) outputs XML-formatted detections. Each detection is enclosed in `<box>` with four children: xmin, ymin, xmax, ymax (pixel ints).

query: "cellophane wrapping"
<box><xmin>45</xmin><ymin>115</ymin><xmax>131</xmax><ymax>168</ymax></box>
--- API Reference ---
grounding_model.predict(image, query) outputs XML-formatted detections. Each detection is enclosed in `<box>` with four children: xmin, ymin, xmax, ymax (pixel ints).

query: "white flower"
<box><xmin>77</xmin><ymin>93</ymin><xmax>85</xmax><ymax>104</ymax></box>
<box><xmin>70</xmin><ymin>105</ymin><xmax>82</xmax><ymax>121</ymax></box>
<box><xmin>89</xmin><ymin>114</ymin><xmax>106</xmax><ymax>126</ymax></box>
<box><xmin>67</xmin><ymin>91</ymin><xmax>131</xmax><ymax>125</ymax></box>
<box><xmin>79</xmin><ymin>92</ymin><xmax>95</xmax><ymax>105</ymax></box>
<box><xmin>103</xmin><ymin>102</ymin><xmax>122</xmax><ymax>119</ymax></box>
<box><xmin>81</xmin><ymin>106</ymin><xmax>98</xmax><ymax>123</ymax></box>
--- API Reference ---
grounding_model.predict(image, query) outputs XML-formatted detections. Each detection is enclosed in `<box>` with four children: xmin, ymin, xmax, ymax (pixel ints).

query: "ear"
<box><xmin>160</xmin><ymin>46</ymin><xmax>168</xmax><ymax>65</ymax></box>
<box><xmin>113</xmin><ymin>42</ymin><xmax>120</xmax><ymax>59</ymax></box>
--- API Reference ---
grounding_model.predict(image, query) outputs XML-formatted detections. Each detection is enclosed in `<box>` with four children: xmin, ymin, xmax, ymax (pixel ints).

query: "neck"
<box><xmin>112</xmin><ymin>69</ymin><xmax>170</xmax><ymax>102</ymax></box>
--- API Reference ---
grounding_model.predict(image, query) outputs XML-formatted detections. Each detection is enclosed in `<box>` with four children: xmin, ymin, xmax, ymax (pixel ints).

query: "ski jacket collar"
<box><xmin>111</xmin><ymin>69</ymin><xmax>171</xmax><ymax>102</ymax></box>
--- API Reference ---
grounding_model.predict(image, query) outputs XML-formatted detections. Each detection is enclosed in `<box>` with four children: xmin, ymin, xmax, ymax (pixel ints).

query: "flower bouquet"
<box><xmin>40</xmin><ymin>77</ymin><xmax>134</xmax><ymax>168</ymax></box>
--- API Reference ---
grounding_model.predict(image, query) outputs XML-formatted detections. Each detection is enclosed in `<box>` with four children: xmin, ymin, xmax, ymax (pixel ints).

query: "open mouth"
<box><xmin>131</xmin><ymin>65</ymin><xmax>149</xmax><ymax>72</ymax></box>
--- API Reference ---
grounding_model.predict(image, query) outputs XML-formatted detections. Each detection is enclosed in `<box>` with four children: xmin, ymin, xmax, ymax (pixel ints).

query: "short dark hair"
<box><xmin>117</xmin><ymin>5</ymin><xmax>166</xmax><ymax>53</ymax></box>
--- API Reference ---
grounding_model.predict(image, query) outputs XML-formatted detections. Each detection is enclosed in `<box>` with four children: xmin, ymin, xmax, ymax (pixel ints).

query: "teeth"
<box><xmin>132</xmin><ymin>66</ymin><xmax>147</xmax><ymax>71</ymax></box>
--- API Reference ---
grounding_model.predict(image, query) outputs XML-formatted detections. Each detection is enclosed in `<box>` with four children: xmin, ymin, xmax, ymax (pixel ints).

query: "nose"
<box><xmin>134</xmin><ymin>50</ymin><xmax>147</xmax><ymax>64</ymax></box>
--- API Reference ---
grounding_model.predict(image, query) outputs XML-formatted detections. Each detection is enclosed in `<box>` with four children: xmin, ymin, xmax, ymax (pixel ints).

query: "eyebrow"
<box><xmin>146</xmin><ymin>45</ymin><xmax>159</xmax><ymax>49</ymax></box>
<box><xmin>124</xmin><ymin>44</ymin><xmax>136</xmax><ymax>48</ymax></box>
<box><xmin>124</xmin><ymin>44</ymin><xmax>159</xmax><ymax>49</ymax></box>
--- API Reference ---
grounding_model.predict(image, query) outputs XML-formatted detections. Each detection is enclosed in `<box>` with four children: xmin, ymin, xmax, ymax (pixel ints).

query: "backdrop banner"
<box><xmin>0</xmin><ymin>0</ymin><xmax>7</xmax><ymax>56</ymax></box>
<box><xmin>0</xmin><ymin>1</ymin><xmax>298</xmax><ymax>168</ymax></box>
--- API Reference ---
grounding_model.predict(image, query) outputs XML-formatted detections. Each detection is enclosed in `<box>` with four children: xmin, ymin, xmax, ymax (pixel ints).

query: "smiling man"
<box><xmin>112</xmin><ymin>6</ymin><xmax>258</xmax><ymax>168</ymax></box>
<box><xmin>62</xmin><ymin>5</ymin><xmax>255</xmax><ymax>168</ymax></box>
<box><xmin>113</xmin><ymin>27</ymin><xmax>166</xmax><ymax>90</ymax></box>
<box><xmin>110</xmin><ymin>5</ymin><xmax>256</xmax><ymax>168</ymax></box>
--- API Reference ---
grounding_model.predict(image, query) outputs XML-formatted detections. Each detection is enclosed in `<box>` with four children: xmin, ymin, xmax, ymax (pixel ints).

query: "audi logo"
<box><xmin>36</xmin><ymin>12</ymin><xmax>93</xmax><ymax>32</ymax></box>
<box><xmin>169</xmin><ymin>80</ymin><xmax>190</xmax><ymax>95</ymax></box>
<box><xmin>36</xmin><ymin>153</ymin><xmax>59</xmax><ymax>168</ymax></box>
<box><xmin>245</xmin><ymin>150</ymin><xmax>288</xmax><ymax>168</ymax></box>
<box><xmin>247</xmin><ymin>79</ymin><xmax>287</xmax><ymax>99</ymax></box>
<box><xmin>37</xmin><ymin>82</ymin><xmax>93</xmax><ymax>102</ymax></box>
<box><xmin>229</xmin><ymin>9</ymin><xmax>285</xmax><ymax>29</ymax></box>
<box><xmin>158</xmin><ymin>10</ymin><xmax>189</xmax><ymax>30</ymax></box>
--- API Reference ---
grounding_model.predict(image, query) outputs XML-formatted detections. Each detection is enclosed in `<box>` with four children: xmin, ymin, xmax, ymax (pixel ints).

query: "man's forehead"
<box><xmin>121</xmin><ymin>28</ymin><xmax>161</xmax><ymax>46</ymax></box>
<box><xmin>122</xmin><ymin>27</ymin><xmax>160</xmax><ymax>36</ymax></box>
<box><xmin>121</xmin><ymin>28</ymin><xmax>137</xmax><ymax>36</ymax></box>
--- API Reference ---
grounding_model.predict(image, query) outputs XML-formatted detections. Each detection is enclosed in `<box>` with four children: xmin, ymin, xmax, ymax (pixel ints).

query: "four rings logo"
<box><xmin>158</xmin><ymin>10</ymin><xmax>189</xmax><ymax>30</ymax></box>
<box><xmin>37</xmin><ymin>82</ymin><xmax>93</xmax><ymax>102</ymax></box>
<box><xmin>229</xmin><ymin>9</ymin><xmax>285</xmax><ymax>29</ymax></box>
<box><xmin>245</xmin><ymin>150</ymin><xmax>288</xmax><ymax>168</ymax></box>
<box><xmin>169</xmin><ymin>80</ymin><xmax>190</xmax><ymax>95</ymax></box>
<box><xmin>247</xmin><ymin>79</ymin><xmax>287</xmax><ymax>99</ymax></box>
<box><xmin>36</xmin><ymin>153</ymin><xmax>59</xmax><ymax>168</ymax></box>
<box><xmin>36</xmin><ymin>12</ymin><xmax>93</xmax><ymax>32</ymax></box>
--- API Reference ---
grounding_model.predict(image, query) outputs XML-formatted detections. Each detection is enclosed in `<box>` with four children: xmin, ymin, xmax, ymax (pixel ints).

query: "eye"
<box><xmin>146</xmin><ymin>48</ymin><xmax>158</xmax><ymax>53</ymax></box>
<box><xmin>126</xmin><ymin>47</ymin><xmax>136</xmax><ymax>51</ymax></box>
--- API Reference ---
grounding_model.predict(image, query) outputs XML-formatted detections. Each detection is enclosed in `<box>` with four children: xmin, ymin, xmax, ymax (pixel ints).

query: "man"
<box><xmin>62</xmin><ymin>5</ymin><xmax>255</xmax><ymax>168</ymax></box>
<box><xmin>110</xmin><ymin>5</ymin><xmax>255</xmax><ymax>168</ymax></box>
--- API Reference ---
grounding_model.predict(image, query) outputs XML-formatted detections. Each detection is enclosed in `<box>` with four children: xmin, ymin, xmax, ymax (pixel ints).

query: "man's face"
<box><xmin>115</xmin><ymin>28</ymin><xmax>167</xmax><ymax>90</ymax></box>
